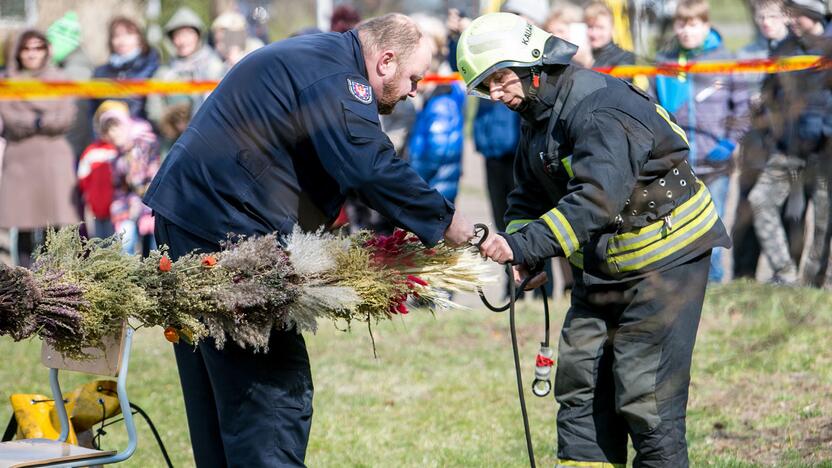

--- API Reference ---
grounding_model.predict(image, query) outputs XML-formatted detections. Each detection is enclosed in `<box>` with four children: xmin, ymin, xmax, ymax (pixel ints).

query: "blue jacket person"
<box><xmin>462</xmin><ymin>13</ymin><xmax>730</xmax><ymax>467</ymax></box>
<box><xmin>144</xmin><ymin>14</ymin><xmax>474</xmax><ymax>467</ymax></box>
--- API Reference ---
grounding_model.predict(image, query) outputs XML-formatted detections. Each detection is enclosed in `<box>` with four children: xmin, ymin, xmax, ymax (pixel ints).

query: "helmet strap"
<box><xmin>526</xmin><ymin>67</ymin><xmax>546</xmax><ymax>102</ymax></box>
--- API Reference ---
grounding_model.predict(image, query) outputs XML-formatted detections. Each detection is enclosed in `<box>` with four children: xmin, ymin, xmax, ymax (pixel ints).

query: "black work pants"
<box><xmin>555</xmin><ymin>252</ymin><xmax>710</xmax><ymax>467</ymax></box>
<box><xmin>155</xmin><ymin>216</ymin><xmax>313</xmax><ymax>467</ymax></box>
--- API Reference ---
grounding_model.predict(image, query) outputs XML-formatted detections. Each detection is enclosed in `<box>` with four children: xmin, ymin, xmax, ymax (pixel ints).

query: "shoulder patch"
<box><xmin>347</xmin><ymin>78</ymin><xmax>373</xmax><ymax>104</ymax></box>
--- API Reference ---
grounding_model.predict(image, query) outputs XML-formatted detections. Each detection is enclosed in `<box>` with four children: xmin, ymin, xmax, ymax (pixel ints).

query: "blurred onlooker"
<box><xmin>406</xmin><ymin>15</ymin><xmax>465</xmax><ymax>204</ymax></box>
<box><xmin>502</xmin><ymin>0</ymin><xmax>549</xmax><ymax>25</ymax></box>
<box><xmin>147</xmin><ymin>7</ymin><xmax>225</xmax><ymax>154</ymax></box>
<box><xmin>111</xmin><ymin>110</ymin><xmax>161</xmax><ymax>256</ymax></box>
<box><xmin>749</xmin><ymin>0</ymin><xmax>832</xmax><ymax>284</ymax></box>
<box><xmin>78</xmin><ymin>100</ymin><xmax>160</xmax><ymax>254</ymax></box>
<box><xmin>47</xmin><ymin>11</ymin><xmax>94</xmax><ymax>159</ymax></box>
<box><xmin>584</xmin><ymin>2</ymin><xmax>635</xmax><ymax>67</ymax></box>
<box><xmin>93</xmin><ymin>17</ymin><xmax>160</xmax><ymax>120</ymax></box>
<box><xmin>0</xmin><ymin>29</ymin><xmax>79</xmax><ymax>267</ymax></box>
<box><xmin>330</xmin><ymin>4</ymin><xmax>361</xmax><ymax>33</ymax></box>
<box><xmin>211</xmin><ymin>11</ymin><xmax>264</xmax><ymax>68</ymax></box>
<box><xmin>46</xmin><ymin>11</ymin><xmax>95</xmax><ymax>237</ymax></box>
<box><xmin>78</xmin><ymin>100</ymin><xmax>127</xmax><ymax>239</ymax></box>
<box><xmin>543</xmin><ymin>4</ymin><xmax>594</xmax><ymax>68</ymax></box>
<box><xmin>445</xmin><ymin>8</ymin><xmax>471</xmax><ymax>73</ymax></box>
<box><xmin>733</xmin><ymin>0</ymin><xmax>792</xmax><ymax>279</ymax></box>
<box><xmin>653</xmin><ymin>0</ymin><xmax>747</xmax><ymax>283</ymax></box>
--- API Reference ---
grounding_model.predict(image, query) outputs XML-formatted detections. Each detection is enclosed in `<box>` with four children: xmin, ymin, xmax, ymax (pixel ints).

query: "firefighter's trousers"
<box><xmin>555</xmin><ymin>252</ymin><xmax>711</xmax><ymax>468</ymax></box>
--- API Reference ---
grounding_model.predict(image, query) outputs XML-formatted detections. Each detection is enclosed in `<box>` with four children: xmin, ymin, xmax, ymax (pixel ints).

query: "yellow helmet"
<box><xmin>456</xmin><ymin>12</ymin><xmax>577</xmax><ymax>98</ymax></box>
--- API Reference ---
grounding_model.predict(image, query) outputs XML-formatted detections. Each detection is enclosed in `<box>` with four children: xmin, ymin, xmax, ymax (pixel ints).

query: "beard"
<box><xmin>377</xmin><ymin>78</ymin><xmax>404</xmax><ymax>115</ymax></box>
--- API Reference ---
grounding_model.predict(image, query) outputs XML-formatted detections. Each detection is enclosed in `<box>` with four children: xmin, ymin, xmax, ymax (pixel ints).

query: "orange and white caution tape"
<box><xmin>0</xmin><ymin>56</ymin><xmax>828</xmax><ymax>100</ymax></box>
<box><xmin>0</xmin><ymin>79</ymin><xmax>218</xmax><ymax>100</ymax></box>
<box><xmin>596</xmin><ymin>54</ymin><xmax>830</xmax><ymax>78</ymax></box>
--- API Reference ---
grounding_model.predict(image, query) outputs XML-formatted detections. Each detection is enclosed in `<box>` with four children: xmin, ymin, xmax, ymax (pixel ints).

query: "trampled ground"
<box><xmin>1</xmin><ymin>281</ymin><xmax>831</xmax><ymax>467</ymax></box>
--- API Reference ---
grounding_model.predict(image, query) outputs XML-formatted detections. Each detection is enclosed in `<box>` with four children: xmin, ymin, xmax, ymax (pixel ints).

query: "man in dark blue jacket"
<box><xmin>145</xmin><ymin>13</ymin><xmax>473</xmax><ymax>466</ymax></box>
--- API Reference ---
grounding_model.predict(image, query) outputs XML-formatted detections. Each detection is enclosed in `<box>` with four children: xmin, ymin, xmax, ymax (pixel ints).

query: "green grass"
<box><xmin>1</xmin><ymin>281</ymin><xmax>831</xmax><ymax>467</ymax></box>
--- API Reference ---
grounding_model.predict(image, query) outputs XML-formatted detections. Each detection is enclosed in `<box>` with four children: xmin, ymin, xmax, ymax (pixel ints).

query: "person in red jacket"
<box><xmin>77</xmin><ymin>100</ymin><xmax>131</xmax><ymax>238</ymax></box>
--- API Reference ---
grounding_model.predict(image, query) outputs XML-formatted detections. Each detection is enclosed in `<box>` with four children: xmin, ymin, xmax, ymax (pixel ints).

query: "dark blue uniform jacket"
<box><xmin>144</xmin><ymin>30</ymin><xmax>454</xmax><ymax>245</ymax></box>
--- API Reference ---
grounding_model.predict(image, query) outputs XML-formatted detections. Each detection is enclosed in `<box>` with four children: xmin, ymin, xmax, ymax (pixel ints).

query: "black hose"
<box><xmin>473</xmin><ymin>222</ymin><xmax>552</xmax><ymax>468</ymax></box>
<box><xmin>130</xmin><ymin>403</ymin><xmax>174</xmax><ymax>468</ymax></box>
<box><xmin>94</xmin><ymin>403</ymin><xmax>174</xmax><ymax>468</ymax></box>
<box><xmin>477</xmin><ymin>264</ymin><xmax>552</xmax><ymax>468</ymax></box>
<box><xmin>542</xmin><ymin>289</ymin><xmax>550</xmax><ymax>348</ymax></box>
<box><xmin>478</xmin><ymin>276</ymin><xmax>532</xmax><ymax>312</ymax></box>
<box><xmin>508</xmin><ymin>268</ymin><xmax>537</xmax><ymax>468</ymax></box>
<box><xmin>2</xmin><ymin>414</ymin><xmax>17</xmax><ymax>441</ymax></box>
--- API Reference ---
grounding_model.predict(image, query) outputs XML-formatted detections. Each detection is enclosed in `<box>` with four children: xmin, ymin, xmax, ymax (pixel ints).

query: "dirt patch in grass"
<box><xmin>693</xmin><ymin>369</ymin><xmax>832</xmax><ymax>464</ymax></box>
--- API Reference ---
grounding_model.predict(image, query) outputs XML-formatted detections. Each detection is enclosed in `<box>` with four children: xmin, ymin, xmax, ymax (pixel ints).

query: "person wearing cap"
<box><xmin>749</xmin><ymin>0</ymin><xmax>832</xmax><ymax>285</ymax></box>
<box><xmin>147</xmin><ymin>7</ymin><xmax>225</xmax><ymax>153</ymax></box>
<box><xmin>144</xmin><ymin>13</ymin><xmax>474</xmax><ymax>466</ymax></box>
<box><xmin>463</xmin><ymin>13</ymin><xmax>730</xmax><ymax>467</ymax></box>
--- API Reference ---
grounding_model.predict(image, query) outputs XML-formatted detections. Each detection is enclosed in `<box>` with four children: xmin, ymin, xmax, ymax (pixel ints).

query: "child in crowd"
<box><xmin>653</xmin><ymin>0</ymin><xmax>747</xmax><ymax>283</ymax></box>
<box><xmin>78</xmin><ymin>101</ymin><xmax>126</xmax><ymax>239</ymax></box>
<box><xmin>78</xmin><ymin>100</ymin><xmax>160</xmax><ymax>255</ymax></box>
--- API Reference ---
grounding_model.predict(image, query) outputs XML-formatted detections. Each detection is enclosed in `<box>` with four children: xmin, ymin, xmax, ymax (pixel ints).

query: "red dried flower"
<box><xmin>159</xmin><ymin>256</ymin><xmax>172</xmax><ymax>272</ymax></box>
<box><xmin>201</xmin><ymin>255</ymin><xmax>217</xmax><ymax>268</ymax></box>
<box><xmin>407</xmin><ymin>275</ymin><xmax>428</xmax><ymax>286</ymax></box>
<box><xmin>164</xmin><ymin>326</ymin><xmax>179</xmax><ymax>343</ymax></box>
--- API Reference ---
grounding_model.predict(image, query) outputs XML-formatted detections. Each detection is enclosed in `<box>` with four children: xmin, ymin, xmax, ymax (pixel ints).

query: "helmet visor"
<box><xmin>464</xmin><ymin>60</ymin><xmax>539</xmax><ymax>99</ymax></box>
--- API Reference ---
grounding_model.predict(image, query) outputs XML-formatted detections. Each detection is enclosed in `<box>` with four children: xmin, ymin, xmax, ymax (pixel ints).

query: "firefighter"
<box><xmin>461</xmin><ymin>13</ymin><xmax>730</xmax><ymax>467</ymax></box>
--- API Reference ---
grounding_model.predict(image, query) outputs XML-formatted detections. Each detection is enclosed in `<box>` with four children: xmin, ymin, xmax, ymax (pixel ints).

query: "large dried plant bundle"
<box><xmin>0</xmin><ymin>226</ymin><xmax>495</xmax><ymax>358</ymax></box>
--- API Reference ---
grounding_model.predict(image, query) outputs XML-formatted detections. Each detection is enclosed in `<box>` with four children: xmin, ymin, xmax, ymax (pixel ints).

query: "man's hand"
<box><xmin>443</xmin><ymin>211</ymin><xmax>475</xmax><ymax>246</ymax></box>
<box><xmin>513</xmin><ymin>264</ymin><xmax>548</xmax><ymax>290</ymax></box>
<box><xmin>478</xmin><ymin>232</ymin><xmax>514</xmax><ymax>264</ymax></box>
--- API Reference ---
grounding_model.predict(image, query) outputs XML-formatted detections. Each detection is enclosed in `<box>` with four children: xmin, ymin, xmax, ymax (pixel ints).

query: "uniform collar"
<box><xmin>517</xmin><ymin>65</ymin><xmax>570</xmax><ymax>125</ymax></box>
<box><xmin>346</xmin><ymin>29</ymin><xmax>369</xmax><ymax>80</ymax></box>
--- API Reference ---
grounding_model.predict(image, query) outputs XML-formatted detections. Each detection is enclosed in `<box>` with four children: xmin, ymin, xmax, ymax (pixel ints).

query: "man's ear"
<box><xmin>377</xmin><ymin>49</ymin><xmax>397</xmax><ymax>78</ymax></box>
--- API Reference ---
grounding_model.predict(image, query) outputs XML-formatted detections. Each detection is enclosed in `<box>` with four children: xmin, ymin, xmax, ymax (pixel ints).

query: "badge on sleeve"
<box><xmin>347</xmin><ymin>78</ymin><xmax>373</xmax><ymax>104</ymax></box>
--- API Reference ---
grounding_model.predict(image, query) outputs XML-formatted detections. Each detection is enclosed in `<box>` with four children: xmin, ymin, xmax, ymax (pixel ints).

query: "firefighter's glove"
<box><xmin>706</xmin><ymin>139</ymin><xmax>736</xmax><ymax>162</ymax></box>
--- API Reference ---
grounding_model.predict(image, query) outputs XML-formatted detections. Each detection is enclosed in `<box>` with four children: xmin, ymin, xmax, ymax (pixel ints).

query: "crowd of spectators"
<box><xmin>1</xmin><ymin>0</ymin><xmax>831</xmax><ymax>293</ymax></box>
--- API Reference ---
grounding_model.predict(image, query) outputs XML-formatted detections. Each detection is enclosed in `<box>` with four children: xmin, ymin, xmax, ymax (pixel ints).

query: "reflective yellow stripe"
<box><xmin>541</xmin><ymin>208</ymin><xmax>579</xmax><ymax>257</ymax></box>
<box><xmin>609</xmin><ymin>200</ymin><xmax>718</xmax><ymax>272</ymax></box>
<box><xmin>655</xmin><ymin>103</ymin><xmax>689</xmax><ymax>145</ymax></box>
<box><xmin>506</xmin><ymin>219</ymin><xmax>535</xmax><ymax>234</ymax></box>
<box><xmin>561</xmin><ymin>155</ymin><xmax>574</xmax><ymax>178</ymax></box>
<box><xmin>607</xmin><ymin>181</ymin><xmax>709</xmax><ymax>255</ymax></box>
<box><xmin>556</xmin><ymin>460</ymin><xmax>625</xmax><ymax>468</ymax></box>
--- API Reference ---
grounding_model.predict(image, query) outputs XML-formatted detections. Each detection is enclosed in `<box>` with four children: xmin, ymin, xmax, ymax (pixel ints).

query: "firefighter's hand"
<box><xmin>479</xmin><ymin>232</ymin><xmax>514</xmax><ymax>264</ymax></box>
<box><xmin>444</xmin><ymin>211</ymin><xmax>475</xmax><ymax>246</ymax></box>
<box><xmin>513</xmin><ymin>264</ymin><xmax>548</xmax><ymax>290</ymax></box>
